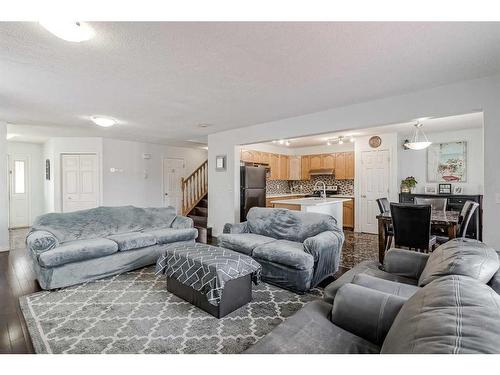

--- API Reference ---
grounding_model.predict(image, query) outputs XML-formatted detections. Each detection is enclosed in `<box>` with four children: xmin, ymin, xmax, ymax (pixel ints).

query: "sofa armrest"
<box><xmin>223</xmin><ymin>222</ymin><xmax>249</xmax><ymax>234</ymax></box>
<box><xmin>331</xmin><ymin>283</ymin><xmax>406</xmax><ymax>346</ymax></box>
<box><xmin>303</xmin><ymin>230</ymin><xmax>344</xmax><ymax>286</ymax></box>
<box><xmin>171</xmin><ymin>216</ymin><xmax>194</xmax><ymax>229</ymax></box>
<box><xmin>26</xmin><ymin>230</ymin><xmax>59</xmax><ymax>256</ymax></box>
<box><xmin>383</xmin><ymin>249</ymin><xmax>429</xmax><ymax>280</ymax></box>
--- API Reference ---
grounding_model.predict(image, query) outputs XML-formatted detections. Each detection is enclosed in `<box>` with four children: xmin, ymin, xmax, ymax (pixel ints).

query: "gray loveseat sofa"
<box><xmin>26</xmin><ymin>205</ymin><xmax>198</xmax><ymax>289</ymax></box>
<box><xmin>247</xmin><ymin>239</ymin><xmax>500</xmax><ymax>354</ymax></box>
<box><xmin>218</xmin><ymin>207</ymin><xmax>344</xmax><ymax>293</ymax></box>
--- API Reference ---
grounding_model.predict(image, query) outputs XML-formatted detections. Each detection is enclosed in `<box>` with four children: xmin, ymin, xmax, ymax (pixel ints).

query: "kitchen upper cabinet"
<box><xmin>240</xmin><ymin>149</ymin><xmax>254</xmax><ymax>163</ymax></box>
<box><xmin>288</xmin><ymin>156</ymin><xmax>301</xmax><ymax>180</ymax></box>
<box><xmin>269</xmin><ymin>153</ymin><xmax>280</xmax><ymax>180</ymax></box>
<box><xmin>322</xmin><ymin>154</ymin><xmax>335</xmax><ymax>169</ymax></box>
<box><xmin>309</xmin><ymin>154</ymin><xmax>322</xmax><ymax>170</ymax></box>
<box><xmin>279</xmin><ymin>155</ymin><xmax>289</xmax><ymax>180</ymax></box>
<box><xmin>260</xmin><ymin>152</ymin><xmax>270</xmax><ymax>165</ymax></box>
<box><xmin>335</xmin><ymin>152</ymin><xmax>347</xmax><ymax>179</ymax></box>
<box><xmin>346</xmin><ymin>151</ymin><xmax>355</xmax><ymax>179</ymax></box>
<box><xmin>301</xmin><ymin>155</ymin><xmax>310</xmax><ymax>180</ymax></box>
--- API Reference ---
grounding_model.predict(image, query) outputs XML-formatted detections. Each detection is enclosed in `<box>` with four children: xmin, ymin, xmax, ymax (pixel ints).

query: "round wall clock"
<box><xmin>369</xmin><ymin>136</ymin><xmax>382</xmax><ymax>148</ymax></box>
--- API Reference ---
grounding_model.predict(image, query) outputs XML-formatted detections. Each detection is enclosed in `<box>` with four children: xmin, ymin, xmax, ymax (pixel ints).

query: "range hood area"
<box><xmin>309</xmin><ymin>168</ymin><xmax>335</xmax><ymax>176</ymax></box>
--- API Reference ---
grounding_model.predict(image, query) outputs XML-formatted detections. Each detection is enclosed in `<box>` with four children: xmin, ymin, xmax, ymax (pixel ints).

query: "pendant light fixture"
<box><xmin>404</xmin><ymin>122</ymin><xmax>431</xmax><ymax>150</ymax></box>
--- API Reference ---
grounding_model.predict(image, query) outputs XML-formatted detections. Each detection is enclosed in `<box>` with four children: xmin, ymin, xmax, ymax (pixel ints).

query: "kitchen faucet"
<box><xmin>313</xmin><ymin>181</ymin><xmax>327</xmax><ymax>199</ymax></box>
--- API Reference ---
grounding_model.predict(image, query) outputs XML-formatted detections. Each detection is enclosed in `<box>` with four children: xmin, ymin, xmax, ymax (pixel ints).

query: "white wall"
<box><xmin>397</xmin><ymin>128</ymin><xmax>484</xmax><ymax>195</ymax></box>
<box><xmin>0</xmin><ymin>122</ymin><xmax>9</xmax><ymax>251</ymax></box>
<box><xmin>208</xmin><ymin>75</ymin><xmax>499</xmax><ymax>247</ymax></box>
<box><xmin>7</xmin><ymin>141</ymin><xmax>45</xmax><ymax>223</ymax></box>
<box><xmin>243</xmin><ymin>142</ymin><xmax>354</xmax><ymax>156</ymax></box>
<box><xmin>102</xmin><ymin>139</ymin><xmax>207</xmax><ymax>207</ymax></box>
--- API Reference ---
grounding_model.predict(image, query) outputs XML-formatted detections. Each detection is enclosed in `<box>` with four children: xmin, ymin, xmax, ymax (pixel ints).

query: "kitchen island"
<box><xmin>270</xmin><ymin>197</ymin><xmax>352</xmax><ymax>228</ymax></box>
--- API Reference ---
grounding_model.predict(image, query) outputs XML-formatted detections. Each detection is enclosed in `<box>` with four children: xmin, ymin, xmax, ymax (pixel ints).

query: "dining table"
<box><xmin>376</xmin><ymin>209</ymin><xmax>460</xmax><ymax>264</ymax></box>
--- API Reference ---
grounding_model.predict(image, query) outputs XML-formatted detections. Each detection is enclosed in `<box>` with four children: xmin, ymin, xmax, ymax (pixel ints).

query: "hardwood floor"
<box><xmin>0</xmin><ymin>228</ymin><xmax>375</xmax><ymax>354</ymax></box>
<box><xmin>1</xmin><ymin>228</ymin><xmax>39</xmax><ymax>354</ymax></box>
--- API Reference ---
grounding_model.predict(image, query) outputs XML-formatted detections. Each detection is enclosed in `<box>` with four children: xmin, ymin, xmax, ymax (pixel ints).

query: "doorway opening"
<box><xmin>162</xmin><ymin>158</ymin><xmax>185</xmax><ymax>214</ymax></box>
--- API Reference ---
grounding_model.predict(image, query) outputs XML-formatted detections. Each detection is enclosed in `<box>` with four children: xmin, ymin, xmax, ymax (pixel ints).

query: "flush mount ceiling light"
<box><xmin>91</xmin><ymin>116</ymin><xmax>117</xmax><ymax>127</ymax></box>
<box><xmin>404</xmin><ymin>123</ymin><xmax>432</xmax><ymax>150</ymax></box>
<box><xmin>39</xmin><ymin>21</ymin><xmax>95</xmax><ymax>42</ymax></box>
<box><xmin>197</xmin><ymin>123</ymin><xmax>212</xmax><ymax>128</ymax></box>
<box><xmin>6</xmin><ymin>133</ymin><xmax>18</xmax><ymax>140</ymax></box>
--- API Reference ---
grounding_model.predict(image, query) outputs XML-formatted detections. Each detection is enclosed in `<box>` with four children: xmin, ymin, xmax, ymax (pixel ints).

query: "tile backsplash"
<box><xmin>266</xmin><ymin>176</ymin><xmax>354</xmax><ymax>196</ymax></box>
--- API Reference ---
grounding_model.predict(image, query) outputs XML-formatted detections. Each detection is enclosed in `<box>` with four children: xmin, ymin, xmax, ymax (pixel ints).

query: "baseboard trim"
<box><xmin>0</xmin><ymin>246</ymin><xmax>10</xmax><ymax>253</ymax></box>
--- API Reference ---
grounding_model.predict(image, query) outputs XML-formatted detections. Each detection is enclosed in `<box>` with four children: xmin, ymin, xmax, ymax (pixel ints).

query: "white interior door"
<box><xmin>8</xmin><ymin>154</ymin><xmax>30</xmax><ymax>228</ymax></box>
<box><xmin>163</xmin><ymin>158</ymin><xmax>185</xmax><ymax>214</ymax></box>
<box><xmin>62</xmin><ymin>154</ymin><xmax>99</xmax><ymax>212</ymax></box>
<box><xmin>360</xmin><ymin>150</ymin><xmax>390</xmax><ymax>234</ymax></box>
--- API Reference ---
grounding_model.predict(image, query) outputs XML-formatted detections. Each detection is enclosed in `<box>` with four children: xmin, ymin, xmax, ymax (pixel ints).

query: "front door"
<box><xmin>62</xmin><ymin>154</ymin><xmax>99</xmax><ymax>212</ymax></box>
<box><xmin>163</xmin><ymin>158</ymin><xmax>185</xmax><ymax>214</ymax></box>
<box><xmin>8</xmin><ymin>154</ymin><xmax>30</xmax><ymax>228</ymax></box>
<box><xmin>360</xmin><ymin>150</ymin><xmax>390</xmax><ymax>234</ymax></box>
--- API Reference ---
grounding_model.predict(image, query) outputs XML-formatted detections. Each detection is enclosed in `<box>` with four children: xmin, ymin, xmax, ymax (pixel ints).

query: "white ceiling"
<box><xmin>1</xmin><ymin>22</ymin><xmax>499</xmax><ymax>146</ymax></box>
<box><xmin>262</xmin><ymin>112</ymin><xmax>484</xmax><ymax>148</ymax></box>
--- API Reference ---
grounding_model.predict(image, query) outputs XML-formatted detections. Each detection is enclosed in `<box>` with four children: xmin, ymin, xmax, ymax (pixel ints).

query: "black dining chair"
<box><xmin>436</xmin><ymin>200</ymin><xmax>480</xmax><ymax>244</ymax></box>
<box><xmin>390</xmin><ymin>203</ymin><xmax>436</xmax><ymax>252</ymax></box>
<box><xmin>376</xmin><ymin>198</ymin><xmax>393</xmax><ymax>251</ymax></box>
<box><xmin>414</xmin><ymin>197</ymin><xmax>447</xmax><ymax>211</ymax></box>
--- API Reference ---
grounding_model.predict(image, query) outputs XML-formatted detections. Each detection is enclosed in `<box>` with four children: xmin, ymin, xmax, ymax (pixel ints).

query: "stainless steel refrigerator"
<box><xmin>240</xmin><ymin>165</ymin><xmax>266</xmax><ymax>221</ymax></box>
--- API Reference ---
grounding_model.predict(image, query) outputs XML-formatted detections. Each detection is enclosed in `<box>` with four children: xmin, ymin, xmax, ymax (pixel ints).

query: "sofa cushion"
<box><xmin>30</xmin><ymin>205</ymin><xmax>177</xmax><ymax>243</ymax></box>
<box><xmin>352</xmin><ymin>274</ymin><xmax>419</xmax><ymax>299</ymax></box>
<box><xmin>381</xmin><ymin>275</ymin><xmax>500</xmax><ymax>354</ymax></box>
<box><xmin>217</xmin><ymin>233</ymin><xmax>276</xmax><ymax>255</ymax></box>
<box><xmin>418</xmin><ymin>238</ymin><xmax>499</xmax><ymax>287</ymax></box>
<box><xmin>38</xmin><ymin>238</ymin><xmax>119</xmax><ymax>268</ymax></box>
<box><xmin>332</xmin><ymin>284</ymin><xmax>406</xmax><ymax>346</ymax></box>
<box><xmin>246</xmin><ymin>207</ymin><xmax>340</xmax><ymax>243</ymax></box>
<box><xmin>245</xmin><ymin>300</ymin><xmax>380</xmax><ymax>354</ymax></box>
<box><xmin>107</xmin><ymin>232</ymin><xmax>157</xmax><ymax>251</ymax></box>
<box><xmin>323</xmin><ymin>260</ymin><xmax>418</xmax><ymax>304</ymax></box>
<box><xmin>253</xmin><ymin>240</ymin><xmax>314</xmax><ymax>270</ymax></box>
<box><xmin>147</xmin><ymin>228</ymin><xmax>198</xmax><ymax>244</ymax></box>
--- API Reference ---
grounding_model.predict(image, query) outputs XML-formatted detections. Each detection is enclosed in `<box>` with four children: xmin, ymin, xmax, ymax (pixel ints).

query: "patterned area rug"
<box><xmin>19</xmin><ymin>266</ymin><xmax>322</xmax><ymax>354</ymax></box>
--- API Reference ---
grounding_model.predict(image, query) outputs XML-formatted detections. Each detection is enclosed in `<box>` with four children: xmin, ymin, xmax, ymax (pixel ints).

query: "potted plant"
<box><xmin>401</xmin><ymin>176</ymin><xmax>418</xmax><ymax>193</ymax></box>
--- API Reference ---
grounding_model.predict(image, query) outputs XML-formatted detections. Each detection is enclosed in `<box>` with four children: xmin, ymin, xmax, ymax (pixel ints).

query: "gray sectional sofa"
<box><xmin>218</xmin><ymin>207</ymin><xmax>344</xmax><ymax>293</ymax></box>
<box><xmin>247</xmin><ymin>239</ymin><xmax>500</xmax><ymax>354</ymax></box>
<box><xmin>26</xmin><ymin>206</ymin><xmax>198</xmax><ymax>289</ymax></box>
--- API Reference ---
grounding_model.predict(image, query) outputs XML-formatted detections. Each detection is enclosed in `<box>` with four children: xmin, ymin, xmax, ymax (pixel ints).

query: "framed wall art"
<box><xmin>427</xmin><ymin>141</ymin><xmax>467</xmax><ymax>182</ymax></box>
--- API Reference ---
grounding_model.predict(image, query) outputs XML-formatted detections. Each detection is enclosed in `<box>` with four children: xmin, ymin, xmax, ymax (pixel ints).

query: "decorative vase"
<box><xmin>401</xmin><ymin>186</ymin><xmax>410</xmax><ymax>193</ymax></box>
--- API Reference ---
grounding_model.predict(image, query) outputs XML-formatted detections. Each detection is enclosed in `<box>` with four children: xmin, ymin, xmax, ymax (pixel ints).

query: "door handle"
<box><xmin>164</xmin><ymin>193</ymin><xmax>168</xmax><ymax>196</ymax></box>
<box><xmin>361</xmin><ymin>195</ymin><xmax>367</xmax><ymax>198</ymax></box>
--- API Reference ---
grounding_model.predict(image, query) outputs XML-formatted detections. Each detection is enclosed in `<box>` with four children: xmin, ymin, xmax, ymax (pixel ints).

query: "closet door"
<box><xmin>62</xmin><ymin>154</ymin><xmax>99</xmax><ymax>212</ymax></box>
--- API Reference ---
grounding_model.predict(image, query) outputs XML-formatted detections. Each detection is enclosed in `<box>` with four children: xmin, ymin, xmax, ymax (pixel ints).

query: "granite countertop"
<box><xmin>266</xmin><ymin>193</ymin><xmax>306</xmax><ymax>198</ymax></box>
<box><xmin>270</xmin><ymin>197</ymin><xmax>352</xmax><ymax>206</ymax></box>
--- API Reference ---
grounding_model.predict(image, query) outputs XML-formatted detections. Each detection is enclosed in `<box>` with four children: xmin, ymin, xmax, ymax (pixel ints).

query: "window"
<box><xmin>14</xmin><ymin>160</ymin><xmax>25</xmax><ymax>194</ymax></box>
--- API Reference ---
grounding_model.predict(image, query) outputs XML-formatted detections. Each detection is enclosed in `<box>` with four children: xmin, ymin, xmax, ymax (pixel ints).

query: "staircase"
<box><xmin>181</xmin><ymin>160</ymin><xmax>211</xmax><ymax>243</ymax></box>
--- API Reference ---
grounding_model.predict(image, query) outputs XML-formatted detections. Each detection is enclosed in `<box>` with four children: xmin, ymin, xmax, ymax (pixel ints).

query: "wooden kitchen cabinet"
<box><xmin>240</xmin><ymin>149</ymin><xmax>254</xmax><ymax>163</ymax></box>
<box><xmin>288</xmin><ymin>156</ymin><xmax>301</xmax><ymax>180</ymax></box>
<box><xmin>322</xmin><ymin>153</ymin><xmax>335</xmax><ymax>169</ymax></box>
<box><xmin>269</xmin><ymin>153</ymin><xmax>280</xmax><ymax>180</ymax></box>
<box><xmin>346</xmin><ymin>151</ymin><xmax>355</xmax><ymax>179</ymax></box>
<box><xmin>343</xmin><ymin>199</ymin><xmax>354</xmax><ymax>229</ymax></box>
<box><xmin>300</xmin><ymin>155</ymin><xmax>310</xmax><ymax>180</ymax></box>
<box><xmin>309</xmin><ymin>154</ymin><xmax>322</xmax><ymax>170</ymax></box>
<box><xmin>279</xmin><ymin>155</ymin><xmax>289</xmax><ymax>180</ymax></box>
<box><xmin>335</xmin><ymin>152</ymin><xmax>346</xmax><ymax>179</ymax></box>
<box><xmin>260</xmin><ymin>152</ymin><xmax>270</xmax><ymax>165</ymax></box>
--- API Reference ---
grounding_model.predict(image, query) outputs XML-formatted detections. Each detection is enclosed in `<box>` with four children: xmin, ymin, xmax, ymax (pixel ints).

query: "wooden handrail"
<box><xmin>181</xmin><ymin>159</ymin><xmax>208</xmax><ymax>216</ymax></box>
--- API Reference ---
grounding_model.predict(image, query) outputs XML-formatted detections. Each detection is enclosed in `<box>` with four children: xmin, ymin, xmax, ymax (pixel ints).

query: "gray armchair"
<box><xmin>219</xmin><ymin>207</ymin><xmax>344</xmax><ymax>293</ymax></box>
